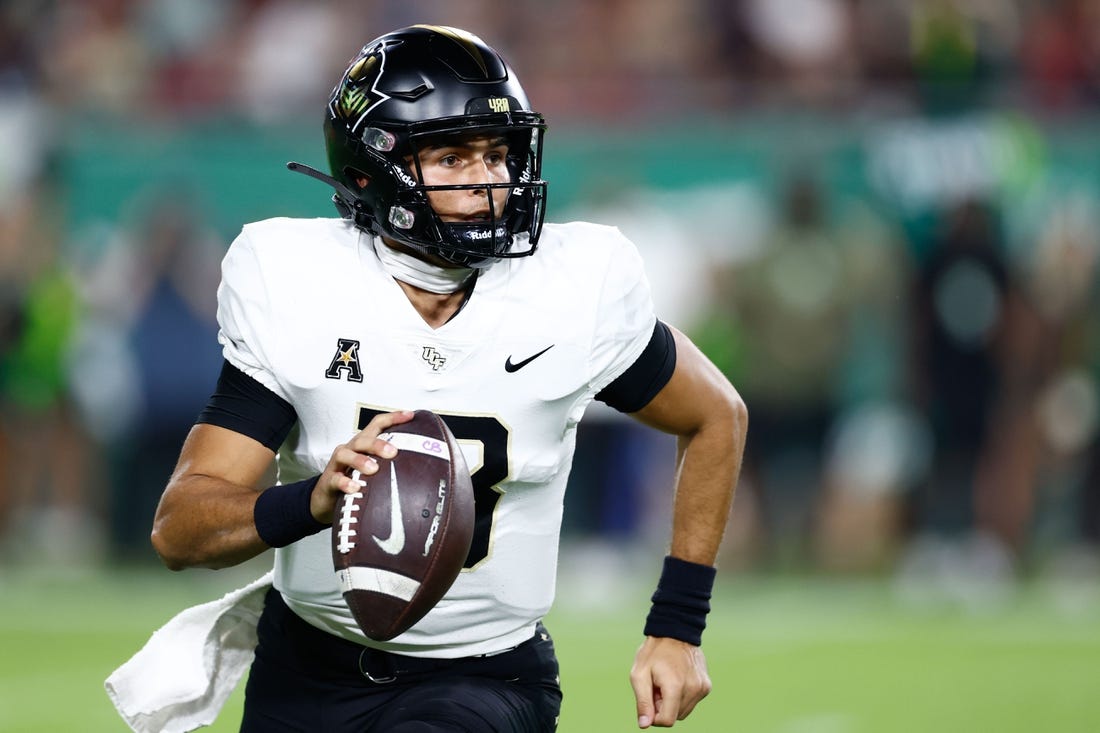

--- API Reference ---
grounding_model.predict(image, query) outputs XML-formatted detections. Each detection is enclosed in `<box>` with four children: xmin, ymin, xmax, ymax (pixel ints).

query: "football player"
<box><xmin>150</xmin><ymin>24</ymin><xmax>746</xmax><ymax>731</ymax></box>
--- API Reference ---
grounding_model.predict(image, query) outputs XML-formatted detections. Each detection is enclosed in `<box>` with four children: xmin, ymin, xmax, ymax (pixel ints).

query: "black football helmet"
<box><xmin>297</xmin><ymin>25</ymin><xmax>548</xmax><ymax>268</ymax></box>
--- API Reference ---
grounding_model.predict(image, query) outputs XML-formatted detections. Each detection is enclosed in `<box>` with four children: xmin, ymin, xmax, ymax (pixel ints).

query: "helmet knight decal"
<box><xmin>314</xmin><ymin>25</ymin><xmax>549</xmax><ymax>268</ymax></box>
<box><xmin>331</xmin><ymin>40</ymin><xmax>398</xmax><ymax>131</ymax></box>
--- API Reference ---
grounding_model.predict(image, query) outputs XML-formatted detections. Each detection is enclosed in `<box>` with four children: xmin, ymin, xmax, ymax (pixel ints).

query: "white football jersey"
<box><xmin>217</xmin><ymin>217</ymin><xmax>656</xmax><ymax>657</ymax></box>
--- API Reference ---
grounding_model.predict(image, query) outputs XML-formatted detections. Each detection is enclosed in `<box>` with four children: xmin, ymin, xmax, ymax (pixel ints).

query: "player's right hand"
<box><xmin>631</xmin><ymin>636</ymin><xmax>712</xmax><ymax>728</ymax></box>
<box><xmin>311</xmin><ymin>409</ymin><xmax>415</xmax><ymax>523</ymax></box>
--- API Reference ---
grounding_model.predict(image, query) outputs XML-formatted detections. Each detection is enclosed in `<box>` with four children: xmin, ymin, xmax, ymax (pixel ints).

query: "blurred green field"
<box><xmin>1</xmin><ymin>563</ymin><xmax>1098</xmax><ymax>733</ymax></box>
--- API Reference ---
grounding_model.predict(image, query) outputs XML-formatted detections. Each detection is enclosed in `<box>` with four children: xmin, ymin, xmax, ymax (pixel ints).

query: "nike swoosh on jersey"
<box><xmin>372</xmin><ymin>463</ymin><xmax>405</xmax><ymax>555</ymax></box>
<box><xmin>504</xmin><ymin>344</ymin><xmax>554</xmax><ymax>373</ymax></box>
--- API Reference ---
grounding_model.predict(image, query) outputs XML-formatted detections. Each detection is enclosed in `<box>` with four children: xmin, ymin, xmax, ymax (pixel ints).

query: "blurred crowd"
<box><xmin>2</xmin><ymin>0</ymin><xmax>1100</xmax><ymax>600</ymax></box>
<box><xmin>1</xmin><ymin>0</ymin><xmax>1100</xmax><ymax>124</ymax></box>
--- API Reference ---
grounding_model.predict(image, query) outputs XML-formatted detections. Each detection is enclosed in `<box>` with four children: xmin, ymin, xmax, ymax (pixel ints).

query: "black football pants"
<box><xmin>240</xmin><ymin>589</ymin><xmax>561</xmax><ymax>732</ymax></box>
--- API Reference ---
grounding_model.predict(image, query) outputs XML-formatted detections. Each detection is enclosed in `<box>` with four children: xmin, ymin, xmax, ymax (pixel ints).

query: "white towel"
<box><xmin>104</xmin><ymin>571</ymin><xmax>274</xmax><ymax>733</ymax></box>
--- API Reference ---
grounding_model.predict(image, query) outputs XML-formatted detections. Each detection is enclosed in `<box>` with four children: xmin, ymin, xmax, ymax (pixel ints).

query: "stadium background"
<box><xmin>1</xmin><ymin>1</ymin><xmax>1099</xmax><ymax>731</ymax></box>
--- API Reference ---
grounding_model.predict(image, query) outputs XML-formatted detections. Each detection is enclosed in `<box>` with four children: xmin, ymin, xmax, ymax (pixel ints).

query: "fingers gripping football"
<box><xmin>330</xmin><ymin>409</ymin><xmax>475</xmax><ymax>641</ymax></box>
<box><xmin>311</xmin><ymin>410</ymin><xmax>416</xmax><ymax>523</ymax></box>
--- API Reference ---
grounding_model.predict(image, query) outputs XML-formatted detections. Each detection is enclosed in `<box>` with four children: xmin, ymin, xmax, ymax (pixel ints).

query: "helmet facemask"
<box><xmin>368</xmin><ymin>117</ymin><xmax>547</xmax><ymax>268</ymax></box>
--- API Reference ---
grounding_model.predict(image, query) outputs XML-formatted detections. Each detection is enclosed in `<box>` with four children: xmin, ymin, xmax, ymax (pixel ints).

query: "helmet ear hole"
<box><xmin>344</xmin><ymin>168</ymin><xmax>371</xmax><ymax>189</ymax></box>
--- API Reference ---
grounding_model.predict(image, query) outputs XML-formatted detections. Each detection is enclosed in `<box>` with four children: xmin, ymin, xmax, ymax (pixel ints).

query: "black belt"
<box><xmin>263</xmin><ymin>588</ymin><xmax>529</xmax><ymax>685</ymax></box>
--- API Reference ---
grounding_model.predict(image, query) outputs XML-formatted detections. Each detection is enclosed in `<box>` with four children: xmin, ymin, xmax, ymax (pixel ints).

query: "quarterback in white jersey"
<box><xmin>218</xmin><ymin>216</ymin><xmax>656</xmax><ymax>656</ymax></box>
<box><xmin>147</xmin><ymin>25</ymin><xmax>746</xmax><ymax>733</ymax></box>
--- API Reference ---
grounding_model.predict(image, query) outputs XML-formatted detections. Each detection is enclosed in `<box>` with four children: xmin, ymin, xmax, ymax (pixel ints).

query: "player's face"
<box><xmin>410</xmin><ymin>135</ymin><xmax>512</xmax><ymax>223</ymax></box>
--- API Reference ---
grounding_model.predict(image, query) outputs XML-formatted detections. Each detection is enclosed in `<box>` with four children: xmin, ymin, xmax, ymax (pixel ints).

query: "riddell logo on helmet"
<box><xmin>464</xmin><ymin>225</ymin><xmax>506</xmax><ymax>239</ymax></box>
<box><xmin>467</xmin><ymin>227</ymin><xmax>505</xmax><ymax>240</ymax></box>
<box><xmin>392</xmin><ymin>165</ymin><xmax>416</xmax><ymax>188</ymax></box>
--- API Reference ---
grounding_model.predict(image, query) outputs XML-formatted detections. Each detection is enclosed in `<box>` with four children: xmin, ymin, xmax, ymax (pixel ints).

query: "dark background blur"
<box><xmin>1</xmin><ymin>0</ymin><xmax>1099</xmax><ymax>604</ymax></box>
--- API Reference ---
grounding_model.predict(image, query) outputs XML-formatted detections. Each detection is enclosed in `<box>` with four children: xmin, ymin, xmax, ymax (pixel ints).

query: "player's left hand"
<box><xmin>630</xmin><ymin>636</ymin><xmax>712</xmax><ymax>728</ymax></box>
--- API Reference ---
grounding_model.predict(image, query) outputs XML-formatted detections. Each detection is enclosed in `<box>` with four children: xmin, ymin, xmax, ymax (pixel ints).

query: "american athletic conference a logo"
<box><xmin>326</xmin><ymin>338</ymin><xmax>363</xmax><ymax>382</ymax></box>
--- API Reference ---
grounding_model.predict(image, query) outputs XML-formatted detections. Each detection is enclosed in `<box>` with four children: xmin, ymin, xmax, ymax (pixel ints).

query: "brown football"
<box><xmin>331</xmin><ymin>410</ymin><xmax>474</xmax><ymax>641</ymax></box>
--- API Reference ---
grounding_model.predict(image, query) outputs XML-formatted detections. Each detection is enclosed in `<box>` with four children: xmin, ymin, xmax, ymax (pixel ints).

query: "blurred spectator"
<box><xmin>0</xmin><ymin>244</ymin><xmax>103</xmax><ymax>567</ymax></box>
<box><xmin>900</xmin><ymin>198</ymin><xmax>1021</xmax><ymax>597</ymax></box>
<box><xmin>234</xmin><ymin>0</ymin><xmax>349</xmax><ymax>123</ymax></box>
<box><xmin>815</xmin><ymin>197</ymin><xmax>918</xmax><ymax>574</ymax></box>
<box><xmin>909</xmin><ymin>0</ymin><xmax>1020</xmax><ymax>114</ymax></box>
<box><xmin>67</xmin><ymin>188</ymin><xmax>225</xmax><ymax>559</ymax></box>
<box><xmin>0</xmin><ymin>4</ymin><xmax>104</xmax><ymax>567</ymax></box>
<box><xmin>1019</xmin><ymin>0</ymin><xmax>1100</xmax><ymax>112</ymax></box>
<box><xmin>742</xmin><ymin>0</ymin><xmax>859</xmax><ymax>107</ymax></box>
<box><xmin>718</xmin><ymin>170</ymin><xmax>877</xmax><ymax>568</ymax></box>
<box><xmin>1005</xmin><ymin>183</ymin><xmax>1100</xmax><ymax>567</ymax></box>
<box><xmin>0</xmin><ymin>171</ymin><xmax>104</xmax><ymax>566</ymax></box>
<box><xmin>137</xmin><ymin>0</ymin><xmax>239</xmax><ymax>116</ymax></box>
<box><xmin>38</xmin><ymin>0</ymin><xmax>154</xmax><ymax>117</ymax></box>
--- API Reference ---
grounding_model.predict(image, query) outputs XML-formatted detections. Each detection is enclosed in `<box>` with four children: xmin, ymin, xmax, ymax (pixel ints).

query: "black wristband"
<box><xmin>643</xmin><ymin>555</ymin><xmax>717</xmax><ymax>646</ymax></box>
<box><xmin>253</xmin><ymin>476</ymin><xmax>327</xmax><ymax>548</ymax></box>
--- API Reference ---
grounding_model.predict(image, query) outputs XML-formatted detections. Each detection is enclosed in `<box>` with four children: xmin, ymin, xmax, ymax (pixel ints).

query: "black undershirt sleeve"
<box><xmin>196</xmin><ymin>360</ymin><xmax>298</xmax><ymax>451</ymax></box>
<box><xmin>596</xmin><ymin>320</ymin><xmax>677</xmax><ymax>413</ymax></box>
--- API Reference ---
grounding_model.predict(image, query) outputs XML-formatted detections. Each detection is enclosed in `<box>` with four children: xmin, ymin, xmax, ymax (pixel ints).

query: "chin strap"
<box><xmin>286</xmin><ymin>161</ymin><xmax>373</xmax><ymax>229</ymax></box>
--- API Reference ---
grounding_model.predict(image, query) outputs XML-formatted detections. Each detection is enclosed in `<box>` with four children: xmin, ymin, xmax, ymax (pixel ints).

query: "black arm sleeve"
<box><xmin>196</xmin><ymin>360</ymin><xmax>298</xmax><ymax>451</ymax></box>
<box><xmin>595</xmin><ymin>320</ymin><xmax>677</xmax><ymax>413</ymax></box>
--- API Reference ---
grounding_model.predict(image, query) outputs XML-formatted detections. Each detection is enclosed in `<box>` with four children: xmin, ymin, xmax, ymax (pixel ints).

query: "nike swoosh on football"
<box><xmin>372</xmin><ymin>463</ymin><xmax>405</xmax><ymax>555</ymax></box>
<box><xmin>504</xmin><ymin>344</ymin><xmax>554</xmax><ymax>373</ymax></box>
